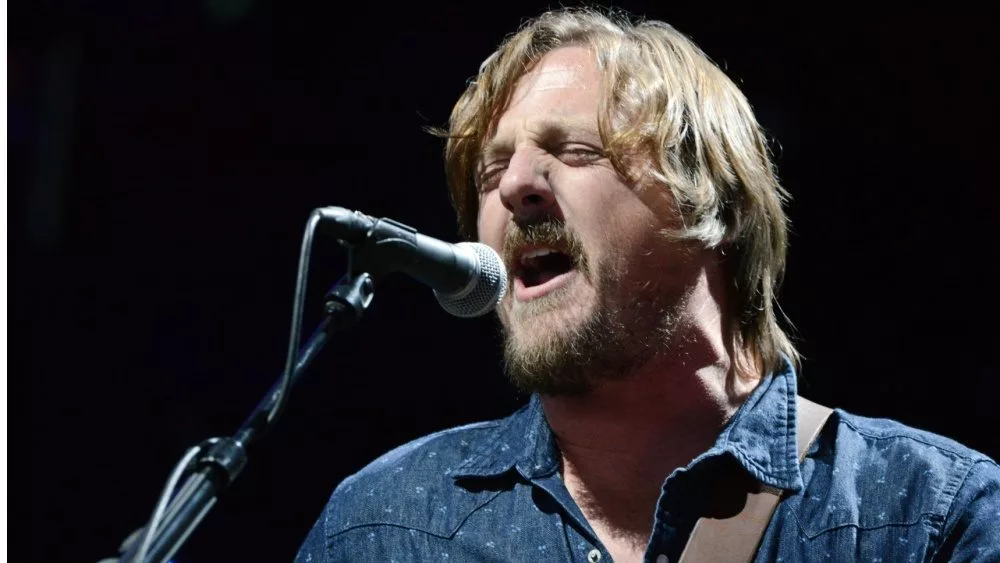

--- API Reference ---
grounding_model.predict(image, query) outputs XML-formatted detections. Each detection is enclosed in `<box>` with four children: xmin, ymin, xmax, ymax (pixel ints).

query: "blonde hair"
<box><xmin>436</xmin><ymin>7</ymin><xmax>799</xmax><ymax>377</ymax></box>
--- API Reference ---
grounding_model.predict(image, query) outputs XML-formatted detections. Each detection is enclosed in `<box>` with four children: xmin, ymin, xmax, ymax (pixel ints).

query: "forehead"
<box><xmin>515</xmin><ymin>47</ymin><xmax>597</xmax><ymax>93</ymax></box>
<box><xmin>486</xmin><ymin>47</ymin><xmax>602</xmax><ymax>150</ymax></box>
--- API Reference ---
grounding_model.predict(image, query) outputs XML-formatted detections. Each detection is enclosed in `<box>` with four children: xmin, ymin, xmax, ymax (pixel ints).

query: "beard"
<box><xmin>499</xmin><ymin>218</ymin><xmax>682</xmax><ymax>397</ymax></box>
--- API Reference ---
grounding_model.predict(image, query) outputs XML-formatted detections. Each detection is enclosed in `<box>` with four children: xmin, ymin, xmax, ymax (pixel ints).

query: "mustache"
<box><xmin>501</xmin><ymin>217</ymin><xmax>588</xmax><ymax>272</ymax></box>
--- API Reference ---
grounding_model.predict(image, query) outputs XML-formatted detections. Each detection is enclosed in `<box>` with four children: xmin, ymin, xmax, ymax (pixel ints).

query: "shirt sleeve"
<box><xmin>934</xmin><ymin>458</ymin><xmax>1000</xmax><ymax>561</ymax></box>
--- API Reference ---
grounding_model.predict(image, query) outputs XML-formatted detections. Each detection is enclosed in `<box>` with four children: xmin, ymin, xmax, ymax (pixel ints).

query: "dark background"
<box><xmin>10</xmin><ymin>1</ymin><xmax>999</xmax><ymax>561</ymax></box>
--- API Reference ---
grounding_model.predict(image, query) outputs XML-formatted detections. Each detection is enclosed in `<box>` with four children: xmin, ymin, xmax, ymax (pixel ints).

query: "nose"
<box><xmin>497</xmin><ymin>148</ymin><xmax>556</xmax><ymax>220</ymax></box>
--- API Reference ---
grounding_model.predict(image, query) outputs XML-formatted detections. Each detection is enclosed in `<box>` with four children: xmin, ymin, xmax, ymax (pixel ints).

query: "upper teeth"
<box><xmin>521</xmin><ymin>248</ymin><xmax>555</xmax><ymax>263</ymax></box>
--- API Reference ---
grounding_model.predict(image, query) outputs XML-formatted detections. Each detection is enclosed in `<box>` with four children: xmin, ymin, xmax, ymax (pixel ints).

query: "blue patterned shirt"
<box><xmin>296</xmin><ymin>364</ymin><xmax>999</xmax><ymax>561</ymax></box>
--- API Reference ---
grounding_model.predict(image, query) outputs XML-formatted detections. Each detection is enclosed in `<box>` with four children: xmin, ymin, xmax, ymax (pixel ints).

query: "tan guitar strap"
<box><xmin>678</xmin><ymin>396</ymin><xmax>833</xmax><ymax>563</ymax></box>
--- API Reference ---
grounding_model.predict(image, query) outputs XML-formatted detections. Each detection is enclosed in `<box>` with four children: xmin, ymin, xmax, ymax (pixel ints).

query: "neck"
<box><xmin>543</xmin><ymin>265</ymin><xmax>759</xmax><ymax>470</ymax></box>
<box><xmin>541</xmin><ymin>266</ymin><xmax>761</xmax><ymax>545</ymax></box>
<box><xmin>543</xmin><ymin>337</ymin><xmax>753</xmax><ymax>486</ymax></box>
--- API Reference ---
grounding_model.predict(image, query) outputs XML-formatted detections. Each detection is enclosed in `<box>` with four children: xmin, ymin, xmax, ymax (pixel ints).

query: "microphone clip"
<box><xmin>323</xmin><ymin>271</ymin><xmax>375</xmax><ymax>330</ymax></box>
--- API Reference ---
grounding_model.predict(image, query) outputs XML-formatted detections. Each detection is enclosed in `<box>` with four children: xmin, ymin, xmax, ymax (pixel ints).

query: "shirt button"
<box><xmin>587</xmin><ymin>549</ymin><xmax>602</xmax><ymax>562</ymax></box>
<box><xmin>656</xmin><ymin>555</ymin><xmax>670</xmax><ymax>563</ymax></box>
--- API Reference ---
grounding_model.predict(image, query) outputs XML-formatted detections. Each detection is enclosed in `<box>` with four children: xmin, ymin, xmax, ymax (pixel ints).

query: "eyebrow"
<box><xmin>480</xmin><ymin>117</ymin><xmax>601</xmax><ymax>162</ymax></box>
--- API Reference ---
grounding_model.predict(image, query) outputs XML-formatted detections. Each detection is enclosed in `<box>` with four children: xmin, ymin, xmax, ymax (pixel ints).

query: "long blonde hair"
<box><xmin>435</xmin><ymin>7</ymin><xmax>799</xmax><ymax>377</ymax></box>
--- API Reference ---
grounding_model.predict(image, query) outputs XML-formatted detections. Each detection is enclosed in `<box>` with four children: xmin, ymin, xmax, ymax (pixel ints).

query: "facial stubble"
<box><xmin>499</xmin><ymin>220</ymin><xmax>679</xmax><ymax>396</ymax></box>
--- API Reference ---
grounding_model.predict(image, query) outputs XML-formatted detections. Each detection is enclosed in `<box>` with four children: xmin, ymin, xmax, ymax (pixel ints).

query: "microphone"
<box><xmin>317</xmin><ymin>206</ymin><xmax>507</xmax><ymax>318</ymax></box>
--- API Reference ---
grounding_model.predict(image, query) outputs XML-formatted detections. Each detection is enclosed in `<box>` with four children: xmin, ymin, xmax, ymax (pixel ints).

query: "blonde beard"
<box><xmin>501</xmin><ymin>287</ymin><xmax>679</xmax><ymax>397</ymax></box>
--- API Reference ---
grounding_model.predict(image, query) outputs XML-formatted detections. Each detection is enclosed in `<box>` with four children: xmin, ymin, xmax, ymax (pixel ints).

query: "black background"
<box><xmin>10</xmin><ymin>1</ymin><xmax>999</xmax><ymax>561</ymax></box>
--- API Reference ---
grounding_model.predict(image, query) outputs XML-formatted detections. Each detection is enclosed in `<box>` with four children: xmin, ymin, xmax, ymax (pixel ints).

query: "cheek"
<box><xmin>632</xmin><ymin>178</ymin><xmax>684</xmax><ymax>232</ymax></box>
<box><xmin>586</xmin><ymin>188</ymin><xmax>658</xmax><ymax>245</ymax></box>
<box><xmin>587</xmin><ymin>199</ymin><xmax>670</xmax><ymax>281</ymax></box>
<box><xmin>476</xmin><ymin>193</ymin><xmax>507</xmax><ymax>251</ymax></box>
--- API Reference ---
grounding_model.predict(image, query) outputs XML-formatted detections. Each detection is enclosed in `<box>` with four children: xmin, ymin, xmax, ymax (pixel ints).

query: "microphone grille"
<box><xmin>434</xmin><ymin>242</ymin><xmax>507</xmax><ymax>318</ymax></box>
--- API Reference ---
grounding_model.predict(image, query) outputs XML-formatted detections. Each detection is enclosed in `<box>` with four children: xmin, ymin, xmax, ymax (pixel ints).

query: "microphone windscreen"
<box><xmin>434</xmin><ymin>243</ymin><xmax>507</xmax><ymax>318</ymax></box>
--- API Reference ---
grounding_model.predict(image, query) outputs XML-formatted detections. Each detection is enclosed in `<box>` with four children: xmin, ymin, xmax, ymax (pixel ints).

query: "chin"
<box><xmin>502</xmin><ymin>288</ymin><xmax>596</xmax><ymax>347</ymax></box>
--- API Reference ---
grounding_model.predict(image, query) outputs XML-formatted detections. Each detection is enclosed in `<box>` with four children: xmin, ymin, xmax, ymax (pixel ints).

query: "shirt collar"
<box><xmin>697</xmin><ymin>359</ymin><xmax>803</xmax><ymax>491</ymax></box>
<box><xmin>451</xmin><ymin>394</ymin><xmax>559</xmax><ymax>480</ymax></box>
<box><xmin>452</xmin><ymin>360</ymin><xmax>803</xmax><ymax>491</ymax></box>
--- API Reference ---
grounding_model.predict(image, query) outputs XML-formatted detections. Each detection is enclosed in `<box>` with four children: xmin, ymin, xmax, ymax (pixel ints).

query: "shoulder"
<box><xmin>759</xmin><ymin>404</ymin><xmax>998</xmax><ymax>560</ymax></box>
<box><xmin>833</xmin><ymin>409</ymin><xmax>992</xmax><ymax>463</ymax></box>
<box><xmin>315</xmin><ymin>418</ymin><xmax>511</xmax><ymax>539</ymax></box>
<box><xmin>336</xmin><ymin>419</ymin><xmax>501</xmax><ymax>498</ymax></box>
<box><xmin>836</xmin><ymin>409</ymin><xmax>987</xmax><ymax>458</ymax></box>
<box><xmin>834</xmin><ymin>410</ymin><xmax>999</xmax><ymax>505</ymax></box>
<box><xmin>793</xmin><ymin>407</ymin><xmax>998</xmax><ymax>546</ymax></box>
<box><xmin>294</xmin><ymin>420</ymin><xmax>508</xmax><ymax>562</ymax></box>
<box><xmin>835</xmin><ymin>409</ymin><xmax>996</xmax><ymax>485</ymax></box>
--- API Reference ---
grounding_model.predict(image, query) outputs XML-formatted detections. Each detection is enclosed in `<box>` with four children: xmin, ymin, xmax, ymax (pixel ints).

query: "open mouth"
<box><xmin>511</xmin><ymin>247</ymin><xmax>577</xmax><ymax>300</ymax></box>
<box><xmin>518</xmin><ymin>248</ymin><xmax>575</xmax><ymax>287</ymax></box>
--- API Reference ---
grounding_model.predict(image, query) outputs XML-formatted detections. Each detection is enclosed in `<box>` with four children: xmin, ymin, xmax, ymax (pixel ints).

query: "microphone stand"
<box><xmin>118</xmin><ymin>271</ymin><xmax>375</xmax><ymax>563</ymax></box>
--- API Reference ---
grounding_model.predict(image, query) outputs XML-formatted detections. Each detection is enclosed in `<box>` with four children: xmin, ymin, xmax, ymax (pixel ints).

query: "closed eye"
<box><xmin>476</xmin><ymin>143</ymin><xmax>604</xmax><ymax>193</ymax></box>
<box><xmin>555</xmin><ymin>144</ymin><xmax>605</xmax><ymax>166</ymax></box>
<box><xmin>477</xmin><ymin>161</ymin><xmax>507</xmax><ymax>193</ymax></box>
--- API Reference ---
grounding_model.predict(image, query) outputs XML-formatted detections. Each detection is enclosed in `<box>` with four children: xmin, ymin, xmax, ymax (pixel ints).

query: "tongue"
<box><xmin>534</xmin><ymin>270</ymin><xmax>564</xmax><ymax>285</ymax></box>
<box><xmin>522</xmin><ymin>253</ymin><xmax>574</xmax><ymax>287</ymax></box>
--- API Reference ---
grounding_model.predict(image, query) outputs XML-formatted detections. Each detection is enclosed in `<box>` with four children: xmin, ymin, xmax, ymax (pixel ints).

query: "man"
<box><xmin>297</xmin><ymin>8</ymin><xmax>998</xmax><ymax>562</ymax></box>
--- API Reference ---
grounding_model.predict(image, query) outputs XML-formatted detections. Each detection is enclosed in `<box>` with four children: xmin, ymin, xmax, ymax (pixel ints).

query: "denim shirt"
<box><xmin>296</xmin><ymin>364</ymin><xmax>999</xmax><ymax>562</ymax></box>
